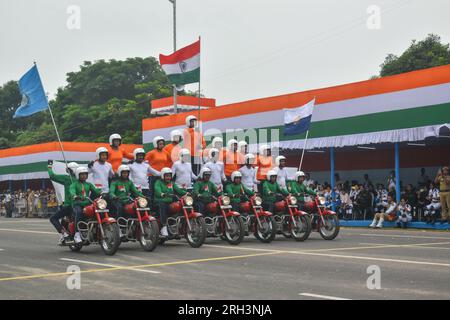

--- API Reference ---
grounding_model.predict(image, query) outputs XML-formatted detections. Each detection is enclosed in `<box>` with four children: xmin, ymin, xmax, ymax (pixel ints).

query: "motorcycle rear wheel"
<box><xmin>224</xmin><ymin>216</ymin><xmax>245</xmax><ymax>245</ymax></box>
<box><xmin>291</xmin><ymin>215</ymin><xmax>312</xmax><ymax>242</ymax></box>
<box><xmin>185</xmin><ymin>217</ymin><xmax>207</xmax><ymax>248</ymax></box>
<box><xmin>139</xmin><ymin>220</ymin><xmax>159</xmax><ymax>252</ymax></box>
<box><xmin>100</xmin><ymin>223</ymin><xmax>121</xmax><ymax>255</ymax></box>
<box><xmin>254</xmin><ymin>216</ymin><xmax>276</xmax><ymax>243</ymax></box>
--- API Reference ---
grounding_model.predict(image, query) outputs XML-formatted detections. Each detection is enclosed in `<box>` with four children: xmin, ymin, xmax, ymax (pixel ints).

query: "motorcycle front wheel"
<box><xmin>254</xmin><ymin>216</ymin><xmax>276</xmax><ymax>243</ymax></box>
<box><xmin>319</xmin><ymin>215</ymin><xmax>340</xmax><ymax>240</ymax></box>
<box><xmin>100</xmin><ymin>223</ymin><xmax>121</xmax><ymax>255</ymax></box>
<box><xmin>138</xmin><ymin>220</ymin><xmax>159</xmax><ymax>252</ymax></box>
<box><xmin>185</xmin><ymin>217</ymin><xmax>207</xmax><ymax>248</ymax></box>
<box><xmin>223</xmin><ymin>216</ymin><xmax>245</xmax><ymax>245</ymax></box>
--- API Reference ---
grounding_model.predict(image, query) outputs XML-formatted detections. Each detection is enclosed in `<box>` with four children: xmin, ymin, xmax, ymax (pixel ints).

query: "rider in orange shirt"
<box><xmin>183</xmin><ymin>115</ymin><xmax>206</xmax><ymax>175</ymax></box>
<box><xmin>106</xmin><ymin>134</ymin><xmax>134</xmax><ymax>173</ymax></box>
<box><xmin>145</xmin><ymin>136</ymin><xmax>171</xmax><ymax>204</ymax></box>
<box><xmin>145</xmin><ymin>136</ymin><xmax>171</xmax><ymax>171</ymax></box>
<box><xmin>223</xmin><ymin>139</ymin><xmax>240</xmax><ymax>180</ymax></box>
<box><xmin>256</xmin><ymin>144</ymin><xmax>274</xmax><ymax>192</ymax></box>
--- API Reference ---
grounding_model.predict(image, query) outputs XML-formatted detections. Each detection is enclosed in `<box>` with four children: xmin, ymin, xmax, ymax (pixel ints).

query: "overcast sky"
<box><xmin>1</xmin><ymin>0</ymin><xmax>449</xmax><ymax>105</ymax></box>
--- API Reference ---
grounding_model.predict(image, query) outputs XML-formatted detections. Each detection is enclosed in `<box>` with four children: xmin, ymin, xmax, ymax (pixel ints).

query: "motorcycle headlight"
<box><xmin>222</xmin><ymin>196</ymin><xmax>230</xmax><ymax>206</ymax></box>
<box><xmin>185</xmin><ymin>196</ymin><xmax>194</xmax><ymax>206</ymax></box>
<box><xmin>319</xmin><ymin>197</ymin><xmax>326</xmax><ymax>205</ymax></box>
<box><xmin>137</xmin><ymin>197</ymin><xmax>148</xmax><ymax>208</ymax></box>
<box><xmin>254</xmin><ymin>196</ymin><xmax>262</xmax><ymax>206</ymax></box>
<box><xmin>97</xmin><ymin>199</ymin><xmax>107</xmax><ymax>210</ymax></box>
<box><xmin>289</xmin><ymin>196</ymin><xmax>297</xmax><ymax>205</ymax></box>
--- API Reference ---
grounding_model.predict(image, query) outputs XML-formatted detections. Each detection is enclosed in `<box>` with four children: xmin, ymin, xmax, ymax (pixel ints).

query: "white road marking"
<box><xmin>59</xmin><ymin>258</ymin><xmax>161</xmax><ymax>274</ymax></box>
<box><xmin>203</xmin><ymin>243</ymin><xmax>450</xmax><ymax>268</ymax></box>
<box><xmin>0</xmin><ymin>228</ymin><xmax>55</xmax><ymax>235</ymax></box>
<box><xmin>359</xmin><ymin>233</ymin><xmax>450</xmax><ymax>240</ymax></box>
<box><xmin>0</xmin><ymin>249</ymin><xmax>4</xmax><ymax>251</ymax></box>
<box><xmin>299</xmin><ymin>293</ymin><xmax>351</xmax><ymax>300</ymax></box>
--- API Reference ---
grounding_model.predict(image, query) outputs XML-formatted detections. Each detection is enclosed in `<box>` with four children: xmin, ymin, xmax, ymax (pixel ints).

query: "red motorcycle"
<box><xmin>156</xmin><ymin>195</ymin><xmax>207</xmax><ymax>248</ymax></box>
<box><xmin>61</xmin><ymin>196</ymin><xmax>120</xmax><ymax>255</ymax></box>
<box><xmin>239</xmin><ymin>195</ymin><xmax>276</xmax><ymax>243</ymax></box>
<box><xmin>303</xmin><ymin>195</ymin><xmax>340</xmax><ymax>240</ymax></box>
<box><xmin>273</xmin><ymin>195</ymin><xmax>312</xmax><ymax>241</ymax></box>
<box><xmin>116</xmin><ymin>197</ymin><xmax>159</xmax><ymax>252</ymax></box>
<box><xmin>203</xmin><ymin>195</ymin><xmax>245</xmax><ymax>245</ymax></box>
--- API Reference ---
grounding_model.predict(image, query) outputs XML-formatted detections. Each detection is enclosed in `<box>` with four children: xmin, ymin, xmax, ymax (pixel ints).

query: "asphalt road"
<box><xmin>0</xmin><ymin>217</ymin><xmax>449</xmax><ymax>300</ymax></box>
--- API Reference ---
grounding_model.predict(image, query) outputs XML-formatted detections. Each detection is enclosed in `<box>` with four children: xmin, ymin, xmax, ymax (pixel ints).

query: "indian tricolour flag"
<box><xmin>159</xmin><ymin>39</ymin><xmax>200</xmax><ymax>86</ymax></box>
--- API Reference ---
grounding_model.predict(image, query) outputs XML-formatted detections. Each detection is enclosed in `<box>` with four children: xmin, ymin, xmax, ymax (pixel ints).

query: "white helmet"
<box><xmin>170</xmin><ymin>129</ymin><xmax>182</xmax><ymax>142</ymax></box>
<box><xmin>227</xmin><ymin>139</ymin><xmax>239</xmax><ymax>151</ymax></box>
<box><xmin>199</xmin><ymin>167</ymin><xmax>212</xmax><ymax>179</ymax></box>
<box><xmin>179</xmin><ymin>148</ymin><xmax>190</xmax><ymax>161</ymax></box>
<box><xmin>244</xmin><ymin>153</ymin><xmax>255</xmax><ymax>164</ymax></box>
<box><xmin>133</xmin><ymin>148</ymin><xmax>146</xmax><ymax>160</ymax></box>
<box><xmin>275</xmin><ymin>155</ymin><xmax>286</xmax><ymax>166</ymax></box>
<box><xmin>295</xmin><ymin>171</ymin><xmax>306</xmax><ymax>180</ymax></box>
<box><xmin>160</xmin><ymin>167</ymin><xmax>173</xmax><ymax>178</ymax></box>
<box><xmin>211</xmin><ymin>137</ymin><xmax>223</xmax><ymax>149</ymax></box>
<box><xmin>231</xmin><ymin>171</ymin><xmax>242</xmax><ymax>182</ymax></box>
<box><xmin>153</xmin><ymin>136</ymin><xmax>165</xmax><ymax>149</ymax></box>
<box><xmin>109</xmin><ymin>134</ymin><xmax>122</xmax><ymax>146</ymax></box>
<box><xmin>209</xmin><ymin>148</ymin><xmax>220</xmax><ymax>160</ymax></box>
<box><xmin>66</xmin><ymin>162</ymin><xmax>79</xmax><ymax>173</ymax></box>
<box><xmin>75</xmin><ymin>166</ymin><xmax>89</xmax><ymax>180</ymax></box>
<box><xmin>96</xmin><ymin>147</ymin><xmax>109</xmax><ymax>160</ymax></box>
<box><xmin>266</xmin><ymin>169</ymin><xmax>278</xmax><ymax>180</ymax></box>
<box><xmin>238</xmin><ymin>141</ymin><xmax>248</xmax><ymax>152</ymax></box>
<box><xmin>185</xmin><ymin>115</ymin><xmax>197</xmax><ymax>127</ymax></box>
<box><xmin>118</xmin><ymin>164</ymin><xmax>130</xmax><ymax>177</ymax></box>
<box><xmin>259</xmin><ymin>144</ymin><xmax>270</xmax><ymax>156</ymax></box>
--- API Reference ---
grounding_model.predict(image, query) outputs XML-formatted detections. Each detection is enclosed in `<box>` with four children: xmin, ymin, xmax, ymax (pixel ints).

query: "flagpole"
<box><xmin>171</xmin><ymin>0</ymin><xmax>178</xmax><ymax>114</ymax></box>
<box><xmin>298</xmin><ymin>130</ymin><xmax>309</xmax><ymax>171</ymax></box>
<box><xmin>197</xmin><ymin>36</ymin><xmax>201</xmax><ymax>122</ymax></box>
<box><xmin>298</xmin><ymin>97</ymin><xmax>316</xmax><ymax>171</ymax></box>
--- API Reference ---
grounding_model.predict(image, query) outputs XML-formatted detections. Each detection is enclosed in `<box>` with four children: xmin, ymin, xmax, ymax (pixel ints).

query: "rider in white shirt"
<box><xmin>273</xmin><ymin>155</ymin><xmax>289</xmax><ymax>189</ymax></box>
<box><xmin>201</xmin><ymin>148</ymin><xmax>226</xmax><ymax>192</ymax></box>
<box><xmin>88</xmin><ymin>147</ymin><xmax>114</xmax><ymax>193</ymax></box>
<box><xmin>128</xmin><ymin>148</ymin><xmax>160</xmax><ymax>198</ymax></box>
<box><xmin>172</xmin><ymin>148</ymin><xmax>197</xmax><ymax>189</ymax></box>
<box><xmin>239</xmin><ymin>153</ymin><xmax>260</xmax><ymax>192</ymax></box>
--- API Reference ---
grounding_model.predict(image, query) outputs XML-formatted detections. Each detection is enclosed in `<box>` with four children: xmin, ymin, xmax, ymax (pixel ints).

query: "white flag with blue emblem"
<box><xmin>283</xmin><ymin>98</ymin><xmax>315</xmax><ymax>136</ymax></box>
<box><xmin>13</xmin><ymin>64</ymin><xmax>49</xmax><ymax>118</ymax></box>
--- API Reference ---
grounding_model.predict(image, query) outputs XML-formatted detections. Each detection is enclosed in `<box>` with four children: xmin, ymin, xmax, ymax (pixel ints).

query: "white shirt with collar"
<box><xmin>89</xmin><ymin>161</ymin><xmax>114</xmax><ymax>193</ymax></box>
<box><xmin>239</xmin><ymin>165</ymin><xmax>259</xmax><ymax>191</ymax></box>
<box><xmin>172</xmin><ymin>160</ymin><xmax>197</xmax><ymax>188</ymax></box>
<box><xmin>129</xmin><ymin>161</ymin><xmax>160</xmax><ymax>190</ymax></box>
<box><xmin>202</xmin><ymin>161</ymin><xmax>226</xmax><ymax>189</ymax></box>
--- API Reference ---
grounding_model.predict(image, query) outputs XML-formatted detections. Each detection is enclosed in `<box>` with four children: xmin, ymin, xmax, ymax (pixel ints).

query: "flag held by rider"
<box><xmin>283</xmin><ymin>98</ymin><xmax>315</xmax><ymax>136</ymax></box>
<box><xmin>13</xmin><ymin>64</ymin><xmax>49</xmax><ymax>118</ymax></box>
<box><xmin>159</xmin><ymin>39</ymin><xmax>200</xmax><ymax>86</ymax></box>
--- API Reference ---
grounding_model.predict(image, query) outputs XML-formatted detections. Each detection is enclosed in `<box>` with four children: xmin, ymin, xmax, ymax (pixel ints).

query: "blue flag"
<box><xmin>13</xmin><ymin>64</ymin><xmax>48</xmax><ymax>118</ymax></box>
<box><xmin>283</xmin><ymin>98</ymin><xmax>315</xmax><ymax>136</ymax></box>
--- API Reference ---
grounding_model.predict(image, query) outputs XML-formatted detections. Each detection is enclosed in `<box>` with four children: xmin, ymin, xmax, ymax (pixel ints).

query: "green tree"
<box><xmin>379</xmin><ymin>34</ymin><xmax>450</xmax><ymax>77</ymax></box>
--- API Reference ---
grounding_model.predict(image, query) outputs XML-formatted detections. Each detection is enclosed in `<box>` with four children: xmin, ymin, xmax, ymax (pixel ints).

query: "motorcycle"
<box><xmin>116</xmin><ymin>196</ymin><xmax>159</xmax><ymax>251</ymax></box>
<box><xmin>156</xmin><ymin>194</ymin><xmax>207</xmax><ymax>248</ymax></box>
<box><xmin>61</xmin><ymin>196</ymin><xmax>121</xmax><ymax>255</ymax></box>
<box><xmin>239</xmin><ymin>195</ymin><xmax>276</xmax><ymax>243</ymax></box>
<box><xmin>272</xmin><ymin>194</ymin><xmax>312</xmax><ymax>241</ymax></box>
<box><xmin>203</xmin><ymin>195</ymin><xmax>245</xmax><ymax>245</ymax></box>
<box><xmin>303</xmin><ymin>195</ymin><xmax>340</xmax><ymax>240</ymax></box>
